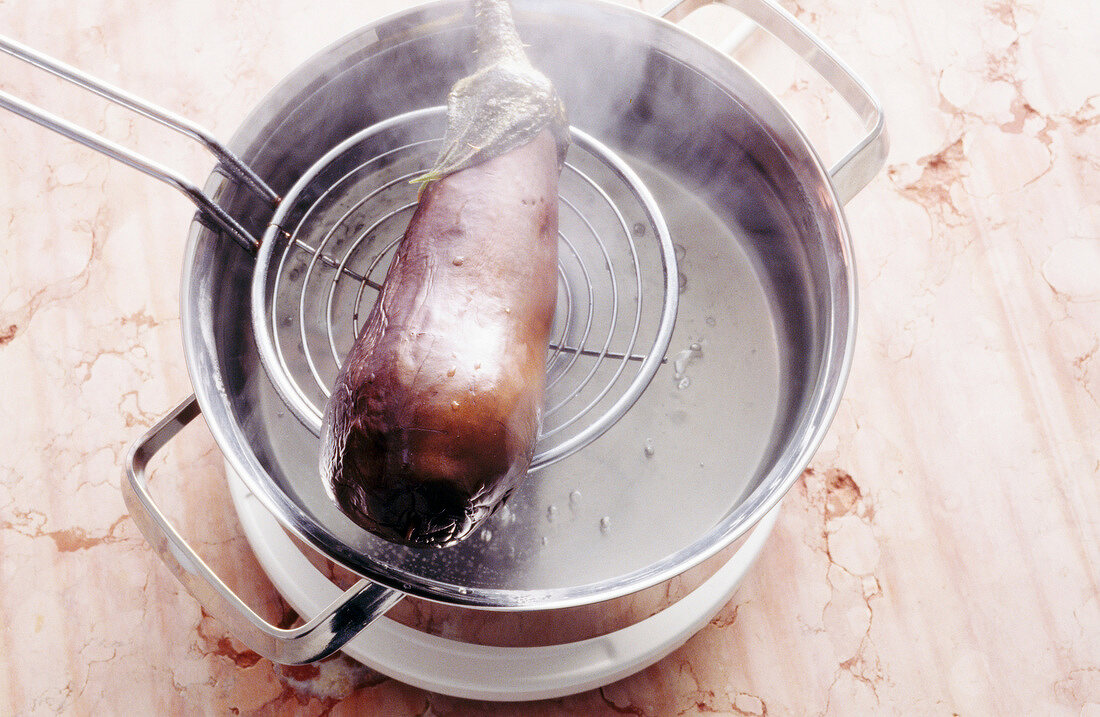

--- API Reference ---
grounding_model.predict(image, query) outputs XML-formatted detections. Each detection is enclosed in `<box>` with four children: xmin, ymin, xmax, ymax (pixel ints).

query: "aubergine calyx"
<box><xmin>418</xmin><ymin>0</ymin><xmax>570</xmax><ymax>186</ymax></box>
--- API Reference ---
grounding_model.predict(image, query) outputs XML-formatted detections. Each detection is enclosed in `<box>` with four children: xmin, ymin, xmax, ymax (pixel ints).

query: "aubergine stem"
<box><xmin>419</xmin><ymin>0</ymin><xmax>569</xmax><ymax>185</ymax></box>
<box><xmin>474</xmin><ymin>0</ymin><xmax>526</xmax><ymax>66</ymax></box>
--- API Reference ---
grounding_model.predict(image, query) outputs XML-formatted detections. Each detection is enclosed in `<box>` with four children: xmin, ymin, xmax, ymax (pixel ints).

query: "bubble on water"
<box><xmin>569</xmin><ymin>490</ymin><xmax>582</xmax><ymax>508</ymax></box>
<box><xmin>672</xmin><ymin>351</ymin><xmax>690</xmax><ymax>379</ymax></box>
<box><xmin>546</xmin><ymin>504</ymin><xmax>558</xmax><ymax>522</ymax></box>
<box><xmin>643</xmin><ymin>438</ymin><xmax>655</xmax><ymax>458</ymax></box>
<box><xmin>672</xmin><ymin>342</ymin><xmax>703</xmax><ymax>389</ymax></box>
<box><xmin>599</xmin><ymin>516</ymin><xmax>611</xmax><ymax>534</ymax></box>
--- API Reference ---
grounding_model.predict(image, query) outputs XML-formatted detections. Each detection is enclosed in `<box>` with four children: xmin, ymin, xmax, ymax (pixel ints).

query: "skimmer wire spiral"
<box><xmin>251</xmin><ymin>107</ymin><xmax>677</xmax><ymax>470</ymax></box>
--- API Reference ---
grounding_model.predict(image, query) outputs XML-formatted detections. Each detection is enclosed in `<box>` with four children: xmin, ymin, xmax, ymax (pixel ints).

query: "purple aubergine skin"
<box><xmin>320</xmin><ymin>0</ymin><xmax>568</xmax><ymax>547</ymax></box>
<box><xmin>320</xmin><ymin>0</ymin><xmax>568</xmax><ymax>548</ymax></box>
<box><xmin>320</xmin><ymin>129</ymin><xmax>561</xmax><ymax>547</ymax></box>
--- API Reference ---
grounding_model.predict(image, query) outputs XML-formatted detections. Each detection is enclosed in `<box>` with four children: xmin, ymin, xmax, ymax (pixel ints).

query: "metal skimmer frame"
<box><xmin>252</xmin><ymin>107</ymin><xmax>678</xmax><ymax>470</ymax></box>
<box><xmin>0</xmin><ymin>34</ymin><xmax>278</xmax><ymax>251</ymax></box>
<box><xmin>1</xmin><ymin>24</ymin><xmax>678</xmax><ymax>470</ymax></box>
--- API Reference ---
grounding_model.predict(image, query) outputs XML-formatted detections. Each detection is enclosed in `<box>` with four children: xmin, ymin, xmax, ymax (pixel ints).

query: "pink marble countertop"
<box><xmin>1</xmin><ymin>0</ymin><xmax>1097</xmax><ymax>713</ymax></box>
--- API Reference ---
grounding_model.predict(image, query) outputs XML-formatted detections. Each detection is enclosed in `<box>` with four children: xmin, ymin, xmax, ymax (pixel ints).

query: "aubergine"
<box><xmin>319</xmin><ymin>0</ymin><xmax>569</xmax><ymax>547</ymax></box>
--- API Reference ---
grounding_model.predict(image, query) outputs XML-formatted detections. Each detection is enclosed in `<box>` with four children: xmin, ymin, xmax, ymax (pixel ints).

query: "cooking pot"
<box><xmin>1</xmin><ymin>0</ymin><xmax>886</xmax><ymax>693</ymax></box>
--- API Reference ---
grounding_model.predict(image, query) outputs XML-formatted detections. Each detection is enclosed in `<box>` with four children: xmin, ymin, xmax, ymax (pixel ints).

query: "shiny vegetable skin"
<box><xmin>321</xmin><ymin>129</ymin><xmax>560</xmax><ymax>547</ymax></box>
<box><xmin>322</xmin><ymin>0</ymin><xmax>568</xmax><ymax>547</ymax></box>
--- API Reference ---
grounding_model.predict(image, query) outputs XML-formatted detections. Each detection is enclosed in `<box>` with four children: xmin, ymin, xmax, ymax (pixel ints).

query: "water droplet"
<box><xmin>452</xmin><ymin>256</ymin><xmax>465</xmax><ymax>266</ymax></box>
<box><xmin>546</xmin><ymin>504</ymin><xmax>558</xmax><ymax>522</ymax></box>
<box><xmin>632</xmin><ymin>221</ymin><xmax>646</xmax><ymax>237</ymax></box>
<box><xmin>678</xmin><ymin>272</ymin><xmax>688</xmax><ymax>294</ymax></box>
<box><xmin>705</xmin><ymin>315</ymin><xmax>717</xmax><ymax>327</ymax></box>
<box><xmin>569</xmin><ymin>490</ymin><xmax>582</xmax><ymax>508</ymax></box>
<box><xmin>458</xmin><ymin>586</ymin><xmax>468</xmax><ymax>595</ymax></box>
<box><xmin>644</xmin><ymin>438</ymin><xmax>655</xmax><ymax>458</ymax></box>
<box><xmin>672</xmin><ymin>343</ymin><xmax>702</xmax><ymax>389</ymax></box>
<box><xmin>480</xmin><ymin>529</ymin><xmax>493</xmax><ymax>542</ymax></box>
<box><xmin>673</xmin><ymin>353</ymin><xmax>689</xmax><ymax>378</ymax></box>
<box><xmin>541</xmin><ymin>535</ymin><xmax>549</xmax><ymax>546</ymax></box>
<box><xmin>599</xmin><ymin>516</ymin><xmax>611</xmax><ymax>534</ymax></box>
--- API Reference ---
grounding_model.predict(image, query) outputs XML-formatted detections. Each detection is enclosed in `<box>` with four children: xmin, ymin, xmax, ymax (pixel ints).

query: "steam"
<box><xmin>233</xmin><ymin>0</ymin><xmax>826</xmax><ymax>576</ymax></box>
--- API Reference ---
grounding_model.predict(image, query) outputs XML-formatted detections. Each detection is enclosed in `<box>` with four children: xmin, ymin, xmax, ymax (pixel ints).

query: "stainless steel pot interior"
<box><xmin>183</xmin><ymin>0</ymin><xmax>856</xmax><ymax>610</ymax></box>
<box><xmin>250</xmin><ymin>107</ymin><xmax>680</xmax><ymax>474</ymax></box>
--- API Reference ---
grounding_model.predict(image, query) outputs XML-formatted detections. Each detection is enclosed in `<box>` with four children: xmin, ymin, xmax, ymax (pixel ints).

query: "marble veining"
<box><xmin>1</xmin><ymin>0</ymin><xmax>1097</xmax><ymax>713</ymax></box>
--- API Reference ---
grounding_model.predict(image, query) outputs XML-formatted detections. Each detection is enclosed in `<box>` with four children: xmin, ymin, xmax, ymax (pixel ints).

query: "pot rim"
<box><xmin>180</xmin><ymin>0</ymin><xmax>859</xmax><ymax>611</ymax></box>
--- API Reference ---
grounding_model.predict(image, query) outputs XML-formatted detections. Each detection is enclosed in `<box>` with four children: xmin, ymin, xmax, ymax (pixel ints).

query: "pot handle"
<box><xmin>0</xmin><ymin>34</ymin><xmax>276</xmax><ymax>252</ymax></box>
<box><xmin>660</xmin><ymin>0</ymin><xmax>889</xmax><ymax>204</ymax></box>
<box><xmin>122</xmin><ymin>396</ymin><xmax>404</xmax><ymax>665</ymax></box>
